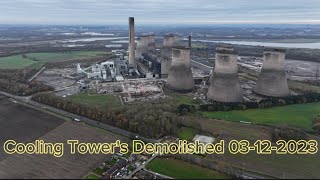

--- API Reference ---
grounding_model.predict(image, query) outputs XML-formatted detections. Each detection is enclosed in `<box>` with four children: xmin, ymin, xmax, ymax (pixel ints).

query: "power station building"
<box><xmin>166</xmin><ymin>47</ymin><xmax>195</xmax><ymax>92</ymax></box>
<box><xmin>207</xmin><ymin>45</ymin><xmax>243</xmax><ymax>103</ymax></box>
<box><xmin>254</xmin><ymin>48</ymin><xmax>290</xmax><ymax>97</ymax></box>
<box><xmin>160</xmin><ymin>34</ymin><xmax>179</xmax><ymax>78</ymax></box>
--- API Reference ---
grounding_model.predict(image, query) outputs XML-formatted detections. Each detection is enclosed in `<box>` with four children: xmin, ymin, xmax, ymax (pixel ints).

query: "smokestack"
<box><xmin>207</xmin><ymin>45</ymin><xmax>243</xmax><ymax>102</ymax></box>
<box><xmin>160</xmin><ymin>34</ymin><xmax>179</xmax><ymax>78</ymax></box>
<box><xmin>166</xmin><ymin>47</ymin><xmax>195</xmax><ymax>92</ymax></box>
<box><xmin>188</xmin><ymin>35</ymin><xmax>191</xmax><ymax>48</ymax></box>
<box><xmin>254</xmin><ymin>48</ymin><xmax>290</xmax><ymax>97</ymax></box>
<box><xmin>129</xmin><ymin>17</ymin><xmax>135</xmax><ymax>65</ymax></box>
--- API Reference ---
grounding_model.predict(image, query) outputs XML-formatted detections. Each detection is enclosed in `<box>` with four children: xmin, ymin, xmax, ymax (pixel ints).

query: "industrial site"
<box><xmin>1</xmin><ymin>3</ymin><xmax>320</xmax><ymax>179</ymax></box>
<box><xmin>34</xmin><ymin>17</ymin><xmax>302</xmax><ymax>107</ymax></box>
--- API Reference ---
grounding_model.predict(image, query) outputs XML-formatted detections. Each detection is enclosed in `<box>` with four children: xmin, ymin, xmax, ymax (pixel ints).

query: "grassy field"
<box><xmin>0</xmin><ymin>55</ymin><xmax>37</xmax><ymax>69</ymax></box>
<box><xmin>184</xmin><ymin>116</ymin><xmax>320</xmax><ymax>178</ymax></box>
<box><xmin>69</xmin><ymin>93</ymin><xmax>122</xmax><ymax>110</ymax></box>
<box><xmin>146</xmin><ymin>158</ymin><xmax>231</xmax><ymax>179</ymax></box>
<box><xmin>177</xmin><ymin>127</ymin><xmax>199</xmax><ymax>141</ymax></box>
<box><xmin>167</xmin><ymin>92</ymin><xmax>202</xmax><ymax>106</ymax></box>
<box><xmin>0</xmin><ymin>51</ymin><xmax>106</xmax><ymax>69</ymax></box>
<box><xmin>84</xmin><ymin>173</ymin><xmax>100</xmax><ymax>179</ymax></box>
<box><xmin>201</xmin><ymin>102</ymin><xmax>320</xmax><ymax>131</ymax></box>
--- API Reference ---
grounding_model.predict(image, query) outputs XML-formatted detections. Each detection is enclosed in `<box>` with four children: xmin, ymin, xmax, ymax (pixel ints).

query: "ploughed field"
<box><xmin>0</xmin><ymin>97</ymin><xmax>127</xmax><ymax>178</ymax></box>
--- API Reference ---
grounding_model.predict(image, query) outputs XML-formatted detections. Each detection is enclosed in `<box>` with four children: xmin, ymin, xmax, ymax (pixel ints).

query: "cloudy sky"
<box><xmin>0</xmin><ymin>0</ymin><xmax>319</xmax><ymax>25</ymax></box>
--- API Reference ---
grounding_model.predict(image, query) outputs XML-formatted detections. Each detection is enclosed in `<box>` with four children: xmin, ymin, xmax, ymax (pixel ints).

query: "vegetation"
<box><xmin>202</xmin><ymin>102</ymin><xmax>320</xmax><ymax>131</ymax></box>
<box><xmin>146</xmin><ymin>158</ymin><xmax>231</xmax><ymax>179</ymax></box>
<box><xmin>272</xmin><ymin>125</ymin><xmax>308</xmax><ymax>141</ymax></box>
<box><xmin>32</xmin><ymin>93</ymin><xmax>181</xmax><ymax>138</ymax></box>
<box><xmin>0</xmin><ymin>69</ymin><xmax>53</xmax><ymax>95</ymax></box>
<box><xmin>177</xmin><ymin>127</ymin><xmax>199</xmax><ymax>141</ymax></box>
<box><xmin>0</xmin><ymin>51</ymin><xmax>106</xmax><ymax>69</ymax></box>
<box><xmin>69</xmin><ymin>93</ymin><xmax>122</xmax><ymax>110</ymax></box>
<box><xmin>92</xmin><ymin>167</ymin><xmax>105</xmax><ymax>176</ymax></box>
<box><xmin>313</xmin><ymin>115</ymin><xmax>320</xmax><ymax>134</ymax></box>
<box><xmin>84</xmin><ymin>173</ymin><xmax>100</xmax><ymax>179</ymax></box>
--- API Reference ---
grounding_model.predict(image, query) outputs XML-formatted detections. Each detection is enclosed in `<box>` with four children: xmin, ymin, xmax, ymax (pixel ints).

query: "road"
<box><xmin>0</xmin><ymin>90</ymin><xmax>268</xmax><ymax>179</ymax></box>
<box><xmin>0</xmin><ymin>90</ymin><xmax>158</xmax><ymax>144</ymax></box>
<box><xmin>124</xmin><ymin>154</ymin><xmax>159</xmax><ymax>179</ymax></box>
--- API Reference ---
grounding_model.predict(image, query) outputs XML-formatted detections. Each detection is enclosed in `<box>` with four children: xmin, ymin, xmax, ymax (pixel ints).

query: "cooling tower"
<box><xmin>208</xmin><ymin>45</ymin><xmax>235</xmax><ymax>83</ymax></box>
<box><xmin>135</xmin><ymin>35</ymin><xmax>156</xmax><ymax>59</ymax></box>
<box><xmin>135</xmin><ymin>36</ymin><xmax>149</xmax><ymax>59</ymax></box>
<box><xmin>161</xmin><ymin>34</ymin><xmax>179</xmax><ymax>77</ymax></box>
<box><xmin>254</xmin><ymin>48</ymin><xmax>290</xmax><ymax>97</ymax></box>
<box><xmin>166</xmin><ymin>47</ymin><xmax>195</xmax><ymax>92</ymax></box>
<box><xmin>146</xmin><ymin>35</ymin><xmax>156</xmax><ymax>52</ymax></box>
<box><xmin>207</xmin><ymin>46</ymin><xmax>243</xmax><ymax>103</ymax></box>
<box><xmin>128</xmin><ymin>17</ymin><xmax>135</xmax><ymax>65</ymax></box>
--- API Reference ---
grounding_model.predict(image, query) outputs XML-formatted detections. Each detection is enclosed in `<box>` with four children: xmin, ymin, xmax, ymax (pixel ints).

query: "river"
<box><xmin>194</xmin><ymin>40</ymin><xmax>320</xmax><ymax>49</ymax></box>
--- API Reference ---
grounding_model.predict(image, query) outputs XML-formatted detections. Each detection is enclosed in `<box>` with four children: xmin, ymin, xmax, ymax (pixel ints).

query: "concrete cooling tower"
<box><xmin>207</xmin><ymin>46</ymin><xmax>243</xmax><ymax>103</ymax></box>
<box><xmin>136</xmin><ymin>35</ymin><xmax>156</xmax><ymax>59</ymax></box>
<box><xmin>209</xmin><ymin>45</ymin><xmax>234</xmax><ymax>83</ymax></box>
<box><xmin>166</xmin><ymin>47</ymin><xmax>195</xmax><ymax>92</ymax></box>
<box><xmin>161</xmin><ymin>34</ymin><xmax>179</xmax><ymax>77</ymax></box>
<box><xmin>254</xmin><ymin>48</ymin><xmax>290</xmax><ymax>97</ymax></box>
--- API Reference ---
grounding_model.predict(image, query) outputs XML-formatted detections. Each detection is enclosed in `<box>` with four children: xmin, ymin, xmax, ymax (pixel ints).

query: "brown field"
<box><xmin>0</xmin><ymin>98</ymin><xmax>128</xmax><ymax>179</ymax></box>
<box><xmin>184</xmin><ymin>116</ymin><xmax>320</xmax><ymax>178</ymax></box>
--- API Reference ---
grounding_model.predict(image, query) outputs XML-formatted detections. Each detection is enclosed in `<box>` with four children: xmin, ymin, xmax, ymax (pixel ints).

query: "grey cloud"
<box><xmin>0</xmin><ymin>0</ymin><xmax>319</xmax><ymax>24</ymax></box>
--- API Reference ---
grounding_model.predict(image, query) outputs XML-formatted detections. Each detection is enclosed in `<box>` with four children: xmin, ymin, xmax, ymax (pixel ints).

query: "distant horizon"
<box><xmin>0</xmin><ymin>0</ymin><xmax>319</xmax><ymax>26</ymax></box>
<box><xmin>0</xmin><ymin>22</ymin><xmax>320</xmax><ymax>28</ymax></box>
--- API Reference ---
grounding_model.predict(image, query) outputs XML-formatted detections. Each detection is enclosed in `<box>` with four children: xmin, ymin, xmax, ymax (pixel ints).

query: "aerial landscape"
<box><xmin>0</xmin><ymin>0</ymin><xmax>320</xmax><ymax>179</ymax></box>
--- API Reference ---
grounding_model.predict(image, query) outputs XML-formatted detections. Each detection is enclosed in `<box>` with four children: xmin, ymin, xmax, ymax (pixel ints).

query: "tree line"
<box><xmin>198</xmin><ymin>93</ymin><xmax>320</xmax><ymax>112</ymax></box>
<box><xmin>31</xmin><ymin>93</ymin><xmax>197</xmax><ymax>138</ymax></box>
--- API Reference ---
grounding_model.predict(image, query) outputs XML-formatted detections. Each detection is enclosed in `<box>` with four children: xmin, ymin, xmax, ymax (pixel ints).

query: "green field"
<box><xmin>69</xmin><ymin>93</ymin><xmax>122</xmax><ymax>110</ymax></box>
<box><xmin>84</xmin><ymin>173</ymin><xmax>100</xmax><ymax>179</ymax></box>
<box><xmin>178</xmin><ymin>127</ymin><xmax>199</xmax><ymax>141</ymax></box>
<box><xmin>0</xmin><ymin>51</ymin><xmax>106</xmax><ymax>69</ymax></box>
<box><xmin>202</xmin><ymin>102</ymin><xmax>320</xmax><ymax>131</ymax></box>
<box><xmin>168</xmin><ymin>92</ymin><xmax>202</xmax><ymax>106</ymax></box>
<box><xmin>146</xmin><ymin>158</ymin><xmax>231</xmax><ymax>179</ymax></box>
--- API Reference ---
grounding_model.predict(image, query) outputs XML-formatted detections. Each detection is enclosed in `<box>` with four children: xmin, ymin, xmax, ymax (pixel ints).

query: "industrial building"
<box><xmin>166</xmin><ymin>47</ymin><xmax>195</xmax><ymax>92</ymax></box>
<box><xmin>207</xmin><ymin>45</ymin><xmax>243</xmax><ymax>103</ymax></box>
<box><xmin>254</xmin><ymin>48</ymin><xmax>290</xmax><ymax>97</ymax></box>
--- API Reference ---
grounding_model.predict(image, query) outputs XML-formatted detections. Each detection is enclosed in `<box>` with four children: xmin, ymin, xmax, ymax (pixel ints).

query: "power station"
<box><xmin>254</xmin><ymin>48</ymin><xmax>290</xmax><ymax>97</ymax></box>
<box><xmin>207</xmin><ymin>45</ymin><xmax>243</xmax><ymax>103</ymax></box>
<box><xmin>77</xmin><ymin>17</ymin><xmax>293</xmax><ymax>104</ymax></box>
<box><xmin>165</xmin><ymin>47</ymin><xmax>195</xmax><ymax>92</ymax></box>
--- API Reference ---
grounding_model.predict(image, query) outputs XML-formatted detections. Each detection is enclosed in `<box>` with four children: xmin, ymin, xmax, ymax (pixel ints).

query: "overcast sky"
<box><xmin>0</xmin><ymin>0</ymin><xmax>319</xmax><ymax>25</ymax></box>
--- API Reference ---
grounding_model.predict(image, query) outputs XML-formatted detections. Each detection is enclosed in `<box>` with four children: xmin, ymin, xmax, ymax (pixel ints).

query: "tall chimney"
<box><xmin>129</xmin><ymin>17</ymin><xmax>135</xmax><ymax>65</ymax></box>
<box><xmin>188</xmin><ymin>35</ymin><xmax>191</xmax><ymax>48</ymax></box>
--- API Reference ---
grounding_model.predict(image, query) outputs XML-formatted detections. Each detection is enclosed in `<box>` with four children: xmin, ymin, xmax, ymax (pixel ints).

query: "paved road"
<box><xmin>124</xmin><ymin>154</ymin><xmax>159</xmax><ymax>179</ymax></box>
<box><xmin>28</xmin><ymin>66</ymin><xmax>46</xmax><ymax>82</ymax></box>
<box><xmin>0</xmin><ymin>90</ymin><xmax>268</xmax><ymax>179</ymax></box>
<box><xmin>0</xmin><ymin>90</ymin><xmax>158</xmax><ymax>144</ymax></box>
